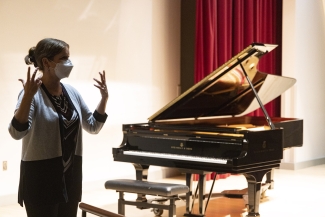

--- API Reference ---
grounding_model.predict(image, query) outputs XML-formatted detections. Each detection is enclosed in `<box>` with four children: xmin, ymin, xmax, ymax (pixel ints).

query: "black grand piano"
<box><xmin>112</xmin><ymin>43</ymin><xmax>303</xmax><ymax>217</ymax></box>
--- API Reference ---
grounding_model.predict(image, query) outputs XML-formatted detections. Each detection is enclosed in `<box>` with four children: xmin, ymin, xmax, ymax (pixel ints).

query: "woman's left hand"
<box><xmin>93</xmin><ymin>70</ymin><xmax>109</xmax><ymax>100</ymax></box>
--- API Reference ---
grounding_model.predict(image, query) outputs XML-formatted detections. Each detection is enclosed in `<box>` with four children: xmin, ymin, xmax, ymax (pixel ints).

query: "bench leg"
<box><xmin>82</xmin><ymin>210</ymin><xmax>86</xmax><ymax>217</ymax></box>
<box><xmin>118</xmin><ymin>192</ymin><xmax>125</xmax><ymax>215</ymax></box>
<box><xmin>168</xmin><ymin>198</ymin><xmax>176</xmax><ymax>217</ymax></box>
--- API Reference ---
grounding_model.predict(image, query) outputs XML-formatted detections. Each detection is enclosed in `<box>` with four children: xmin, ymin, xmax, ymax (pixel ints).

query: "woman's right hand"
<box><xmin>19</xmin><ymin>67</ymin><xmax>42</xmax><ymax>98</ymax></box>
<box><xmin>13</xmin><ymin>67</ymin><xmax>43</xmax><ymax>123</ymax></box>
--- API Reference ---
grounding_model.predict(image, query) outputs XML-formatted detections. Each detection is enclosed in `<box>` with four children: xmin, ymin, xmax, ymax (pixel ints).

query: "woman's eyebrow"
<box><xmin>59</xmin><ymin>56</ymin><xmax>69</xmax><ymax>60</ymax></box>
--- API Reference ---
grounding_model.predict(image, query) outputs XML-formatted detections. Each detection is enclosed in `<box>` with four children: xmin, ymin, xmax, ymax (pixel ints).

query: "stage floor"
<box><xmin>1</xmin><ymin>164</ymin><xmax>324</xmax><ymax>217</ymax></box>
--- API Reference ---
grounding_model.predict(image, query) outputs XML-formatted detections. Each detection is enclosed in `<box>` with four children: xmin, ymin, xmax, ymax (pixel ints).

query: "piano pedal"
<box><xmin>261</xmin><ymin>190</ymin><xmax>266</xmax><ymax>199</ymax></box>
<box><xmin>260</xmin><ymin>182</ymin><xmax>270</xmax><ymax>199</ymax></box>
<box><xmin>242</xmin><ymin>182</ymin><xmax>270</xmax><ymax>204</ymax></box>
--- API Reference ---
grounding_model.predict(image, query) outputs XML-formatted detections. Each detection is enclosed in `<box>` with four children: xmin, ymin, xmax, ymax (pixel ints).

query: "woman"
<box><xmin>8</xmin><ymin>38</ymin><xmax>108</xmax><ymax>217</ymax></box>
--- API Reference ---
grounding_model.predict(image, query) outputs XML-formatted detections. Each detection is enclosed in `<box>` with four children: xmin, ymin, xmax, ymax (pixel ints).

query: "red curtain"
<box><xmin>195</xmin><ymin>0</ymin><xmax>282</xmax><ymax>117</ymax></box>
<box><xmin>194</xmin><ymin>0</ymin><xmax>282</xmax><ymax>181</ymax></box>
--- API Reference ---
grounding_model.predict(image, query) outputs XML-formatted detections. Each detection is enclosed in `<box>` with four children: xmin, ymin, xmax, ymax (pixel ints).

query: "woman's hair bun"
<box><xmin>24</xmin><ymin>47</ymin><xmax>38</xmax><ymax>67</ymax></box>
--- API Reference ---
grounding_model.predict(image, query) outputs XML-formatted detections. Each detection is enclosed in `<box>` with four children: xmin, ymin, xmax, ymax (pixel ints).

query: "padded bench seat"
<box><xmin>105</xmin><ymin>179</ymin><xmax>189</xmax><ymax>217</ymax></box>
<box><xmin>105</xmin><ymin>179</ymin><xmax>189</xmax><ymax>197</ymax></box>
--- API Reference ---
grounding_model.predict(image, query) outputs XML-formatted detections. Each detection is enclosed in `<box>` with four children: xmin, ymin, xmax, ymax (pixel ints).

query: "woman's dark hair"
<box><xmin>24</xmin><ymin>38</ymin><xmax>69</xmax><ymax>71</ymax></box>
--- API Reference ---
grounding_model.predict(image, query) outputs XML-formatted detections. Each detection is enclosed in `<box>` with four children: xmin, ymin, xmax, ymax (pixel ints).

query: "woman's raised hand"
<box><xmin>93</xmin><ymin>70</ymin><xmax>109</xmax><ymax>100</ymax></box>
<box><xmin>14</xmin><ymin>67</ymin><xmax>43</xmax><ymax>122</ymax></box>
<box><xmin>19</xmin><ymin>67</ymin><xmax>42</xmax><ymax>98</ymax></box>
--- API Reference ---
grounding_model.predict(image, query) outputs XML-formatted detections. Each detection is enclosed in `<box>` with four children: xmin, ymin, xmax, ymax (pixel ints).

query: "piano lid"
<box><xmin>149</xmin><ymin>43</ymin><xmax>296</xmax><ymax>122</ymax></box>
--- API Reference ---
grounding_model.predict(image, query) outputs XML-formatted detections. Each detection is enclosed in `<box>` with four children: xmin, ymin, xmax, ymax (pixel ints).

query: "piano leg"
<box><xmin>184</xmin><ymin>172</ymin><xmax>208</xmax><ymax>217</ymax></box>
<box><xmin>134</xmin><ymin>163</ymin><xmax>149</xmax><ymax>181</ymax></box>
<box><xmin>266</xmin><ymin>168</ymin><xmax>275</xmax><ymax>189</ymax></box>
<box><xmin>185</xmin><ymin>173</ymin><xmax>194</xmax><ymax>214</ymax></box>
<box><xmin>244</xmin><ymin>170</ymin><xmax>270</xmax><ymax>217</ymax></box>
<box><xmin>198</xmin><ymin>174</ymin><xmax>207</xmax><ymax>215</ymax></box>
<box><xmin>133</xmin><ymin>164</ymin><xmax>150</xmax><ymax>204</ymax></box>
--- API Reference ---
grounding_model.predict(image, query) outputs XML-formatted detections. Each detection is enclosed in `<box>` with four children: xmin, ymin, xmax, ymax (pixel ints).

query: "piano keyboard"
<box><xmin>123</xmin><ymin>150</ymin><xmax>228</xmax><ymax>164</ymax></box>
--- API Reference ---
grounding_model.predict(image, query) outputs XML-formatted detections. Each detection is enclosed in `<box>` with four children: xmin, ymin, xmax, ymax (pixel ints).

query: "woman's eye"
<box><xmin>60</xmin><ymin>56</ymin><xmax>69</xmax><ymax>61</ymax></box>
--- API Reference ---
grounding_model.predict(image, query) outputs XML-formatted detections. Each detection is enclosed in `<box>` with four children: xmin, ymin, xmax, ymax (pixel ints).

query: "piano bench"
<box><xmin>105</xmin><ymin>179</ymin><xmax>189</xmax><ymax>217</ymax></box>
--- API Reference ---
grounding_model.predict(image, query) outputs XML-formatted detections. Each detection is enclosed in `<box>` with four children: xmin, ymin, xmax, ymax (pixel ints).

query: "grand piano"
<box><xmin>112</xmin><ymin>43</ymin><xmax>303</xmax><ymax>217</ymax></box>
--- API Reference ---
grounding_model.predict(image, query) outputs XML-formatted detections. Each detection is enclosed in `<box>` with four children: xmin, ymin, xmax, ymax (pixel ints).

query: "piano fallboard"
<box><xmin>114</xmin><ymin>122</ymin><xmax>284</xmax><ymax>171</ymax></box>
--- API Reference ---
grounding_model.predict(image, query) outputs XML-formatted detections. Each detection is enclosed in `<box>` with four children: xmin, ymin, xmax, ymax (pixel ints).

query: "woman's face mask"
<box><xmin>52</xmin><ymin>59</ymin><xmax>74</xmax><ymax>79</ymax></box>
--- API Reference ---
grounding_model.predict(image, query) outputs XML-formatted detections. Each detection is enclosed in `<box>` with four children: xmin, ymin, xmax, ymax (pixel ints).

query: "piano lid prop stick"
<box><xmin>238</xmin><ymin>58</ymin><xmax>275</xmax><ymax>130</ymax></box>
<box><xmin>190</xmin><ymin>181</ymin><xmax>199</xmax><ymax>213</ymax></box>
<box><xmin>204</xmin><ymin>173</ymin><xmax>217</xmax><ymax>213</ymax></box>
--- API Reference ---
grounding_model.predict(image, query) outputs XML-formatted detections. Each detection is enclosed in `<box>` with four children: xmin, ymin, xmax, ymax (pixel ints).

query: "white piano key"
<box><xmin>123</xmin><ymin>150</ymin><xmax>228</xmax><ymax>164</ymax></box>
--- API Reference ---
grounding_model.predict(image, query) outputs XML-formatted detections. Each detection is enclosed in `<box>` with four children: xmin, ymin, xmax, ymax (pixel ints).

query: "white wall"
<box><xmin>282</xmin><ymin>0</ymin><xmax>325</xmax><ymax>169</ymax></box>
<box><xmin>0</xmin><ymin>0</ymin><xmax>180</xmax><ymax>205</ymax></box>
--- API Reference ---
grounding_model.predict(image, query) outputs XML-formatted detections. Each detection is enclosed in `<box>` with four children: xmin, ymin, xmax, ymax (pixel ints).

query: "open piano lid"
<box><xmin>149</xmin><ymin>43</ymin><xmax>296</xmax><ymax>122</ymax></box>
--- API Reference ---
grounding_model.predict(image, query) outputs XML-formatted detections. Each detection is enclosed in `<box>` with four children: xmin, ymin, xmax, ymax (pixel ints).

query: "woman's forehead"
<box><xmin>55</xmin><ymin>47</ymin><xmax>70</xmax><ymax>58</ymax></box>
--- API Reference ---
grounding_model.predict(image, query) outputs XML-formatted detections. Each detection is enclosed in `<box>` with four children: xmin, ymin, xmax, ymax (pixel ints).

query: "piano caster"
<box><xmin>261</xmin><ymin>190</ymin><xmax>266</xmax><ymax>199</ymax></box>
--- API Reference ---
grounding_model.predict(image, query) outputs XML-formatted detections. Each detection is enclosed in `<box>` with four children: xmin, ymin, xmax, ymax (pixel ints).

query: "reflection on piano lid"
<box><xmin>149</xmin><ymin>43</ymin><xmax>296</xmax><ymax>122</ymax></box>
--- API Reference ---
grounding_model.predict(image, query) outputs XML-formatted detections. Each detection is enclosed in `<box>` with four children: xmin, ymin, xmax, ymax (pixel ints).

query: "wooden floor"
<box><xmin>1</xmin><ymin>164</ymin><xmax>325</xmax><ymax>217</ymax></box>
